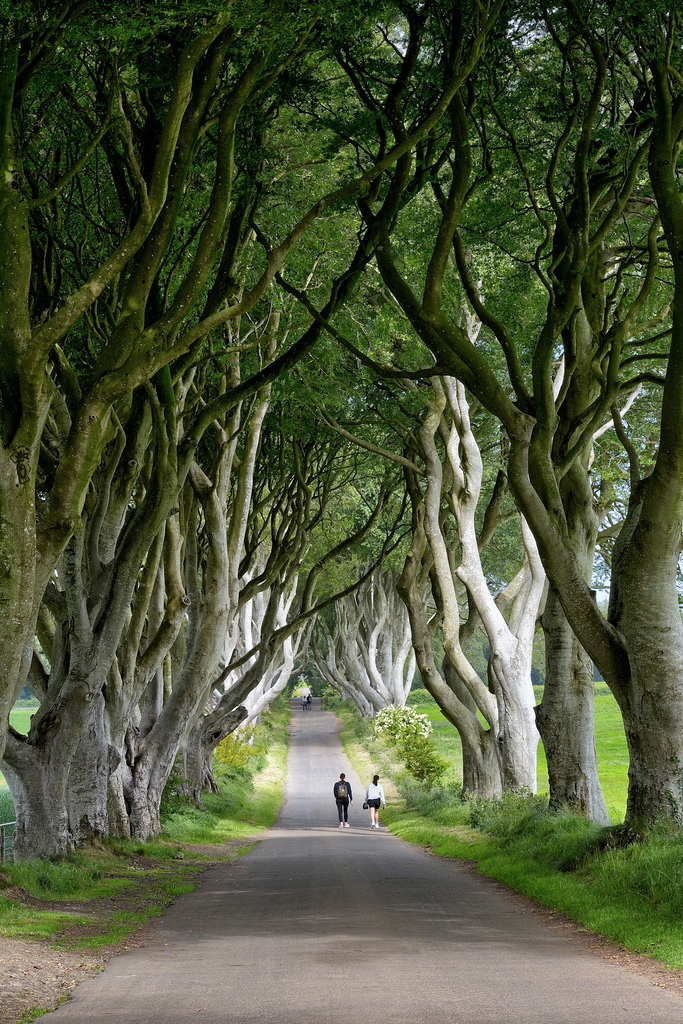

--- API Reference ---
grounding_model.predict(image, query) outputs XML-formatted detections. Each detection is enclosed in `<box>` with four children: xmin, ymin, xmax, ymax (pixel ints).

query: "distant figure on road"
<box><xmin>306</xmin><ymin>693</ymin><xmax>312</xmax><ymax>710</ymax></box>
<box><xmin>365</xmin><ymin>774</ymin><xmax>385</xmax><ymax>828</ymax></box>
<box><xmin>333</xmin><ymin>772</ymin><xmax>352</xmax><ymax>828</ymax></box>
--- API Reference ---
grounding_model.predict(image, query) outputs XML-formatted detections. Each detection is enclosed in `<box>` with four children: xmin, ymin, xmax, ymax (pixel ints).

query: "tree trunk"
<box><xmin>537</xmin><ymin>586</ymin><xmax>609</xmax><ymax>823</ymax></box>
<box><xmin>1</xmin><ymin>758</ymin><xmax>72</xmax><ymax>860</ymax></box>
<box><xmin>396</xmin><ymin>514</ymin><xmax>503</xmax><ymax>800</ymax></box>
<box><xmin>490</xmin><ymin>656</ymin><xmax>539</xmax><ymax>793</ymax></box>
<box><xmin>107</xmin><ymin>769</ymin><xmax>131</xmax><ymax>839</ymax></box>
<box><xmin>182</xmin><ymin>705</ymin><xmax>248</xmax><ymax>805</ymax></box>
<box><xmin>442</xmin><ymin>657</ymin><xmax>502</xmax><ymax>799</ymax></box>
<box><xmin>610</xmin><ymin>489</ymin><xmax>683</xmax><ymax>823</ymax></box>
<box><xmin>66</xmin><ymin>695</ymin><xmax>117</xmax><ymax>844</ymax></box>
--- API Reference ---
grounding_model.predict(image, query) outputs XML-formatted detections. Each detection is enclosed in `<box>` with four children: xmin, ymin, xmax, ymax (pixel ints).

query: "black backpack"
<box><xmin>337</xmin><ymin>781</ymin><xmax>348</xmax><ymax>799</ymax></box>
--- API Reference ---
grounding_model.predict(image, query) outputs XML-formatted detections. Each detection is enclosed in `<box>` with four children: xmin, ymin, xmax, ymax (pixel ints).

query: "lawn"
<box><xmin>423</xmin><ymin>683</ymin><xmax>629</xmax><ymax>823</ymax></box>
<box><xmin>8</xmin><ymin>704</ymin><xmax>37</xmax><ymax>735</ymax></box>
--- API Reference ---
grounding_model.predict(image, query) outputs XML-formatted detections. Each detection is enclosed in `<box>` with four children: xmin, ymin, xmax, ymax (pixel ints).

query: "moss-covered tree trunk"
<box><xmin>536</xmin><ymin>461</ymin><xmax>608</xmax><ymax>823</ymax></box>
<box><xmin>538</xmin><ymin>587</ymin><xmax>608</xmax><ymax>822</ymax></box>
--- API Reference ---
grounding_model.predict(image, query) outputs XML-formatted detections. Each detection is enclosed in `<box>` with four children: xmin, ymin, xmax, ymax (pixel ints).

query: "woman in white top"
<box><xmin>365</xmin><ymin>774</ymin><xmax>386</xmax><ymax>828</ymax></box>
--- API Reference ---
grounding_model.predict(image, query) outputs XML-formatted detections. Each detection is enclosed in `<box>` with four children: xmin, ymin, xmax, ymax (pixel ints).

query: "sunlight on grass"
<box><xmin>425</xmin><ymin>685</ymin><xmax>628</xmax><ymax>823</ymax></box>
<box><xmin>0</xmin><ymin>897</ymin><xmax>90</xmax><ymax>941</ymax></box>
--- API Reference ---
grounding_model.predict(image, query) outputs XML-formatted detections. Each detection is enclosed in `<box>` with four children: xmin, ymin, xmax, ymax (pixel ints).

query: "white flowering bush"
<box><xmin>373</xmin><ymin>705</ymin><xmax>432</xmax><ymax>745</ymax></box>
<box><xmin>373</xmin><ymin>705</ymin><xmax>447</xmax><ymax>787</ymax></box>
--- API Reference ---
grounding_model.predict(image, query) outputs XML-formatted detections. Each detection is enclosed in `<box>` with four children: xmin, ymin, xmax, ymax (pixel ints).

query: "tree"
<box><xmin>335</xmin><ymin>2</ymin><xmax>682</xmax><ymax>823</ymax></box>
<box><xmin>2</xmin><ymin>0</ymin><xmax>493</xmax><ymax>856</ymax></box>
<box><xmin>313</xmin><ymin>569</ymin><xmax>416</xmax><ymax>716</ymax></box>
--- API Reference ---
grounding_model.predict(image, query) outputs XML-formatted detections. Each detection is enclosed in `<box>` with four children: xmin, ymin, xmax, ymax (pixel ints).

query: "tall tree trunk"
<box><xmin>3</xmin><ymin>685</ymin><xmax>101</xmax><ymax>858</ymax></box>
<box><xmin>182</xmin><ymin>705</ymin><xmax>248</xmax><ymax>804</ymax></box>
<box><xmin>534</xmin><ymin>458</ymin><xmax>609</xmax><ymax>822</ymax></box>
<box><xmin>397</xmin><ymin>526</ymin><xmax>503</xmax><ymax>800</ymax></box>
<box><xmin>537</xmin><ymin>586</ymin><xmax>609</xmax><ymax>822</ymax></box>
<box><xmin>609</xmin><ymin>483</ymin><xmax>683</xmax><ymax>822</ymax></box>
<box><xmin>442</xmin><ymin>656</ymin><xmax>502</xmax><ymax>798</ymax></box>
<box><xmin>67</xmin><ymin>694</ymin><xmax>118</xmax><ymax>844</ymax></box>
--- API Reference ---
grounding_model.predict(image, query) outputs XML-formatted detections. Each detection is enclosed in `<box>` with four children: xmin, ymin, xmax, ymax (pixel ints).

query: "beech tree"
<box><xmin>338</xmin><ymin>2</ymin><xmax>683</xmax><ymax>822</ymax></box>
<box><xmin>2</xmin><ymin>0</ymin><xmax>501</xmax><ymax>857</ymax></box>
<box><xmin>313</xmin><ymin>568</ymin><xmax>417</xmax><ymax>715</ymax></box>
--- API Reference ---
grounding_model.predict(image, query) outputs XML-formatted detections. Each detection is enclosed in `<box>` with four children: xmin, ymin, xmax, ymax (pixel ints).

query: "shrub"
<box><xmin>374</xmin><ymin>705</ymin><xmax>447</xmax><ymax>787</ymax></box>
<box><xmin>321</xmin><ymin>685</ymin><xmax>343</xmax><ymax>709</ymax></box>
<box><xmin>374</xmin><ymin>705</ymin><xmax>432</xmax><ymax>745</ymax></box>
<box><xmin>401</xmin><ymin>734</ymin><xmax>449</xmax><ymax>786</ymax></box>
<box><xmin>406</xmin><ymin>689</ymin><xmax>436</xmax><ymax>706</ymax></box>
<box><xmin>214</xmin><ymin>729</ymin><xmax>261</xmax><ymax>778</ymax></box>
<box><xmin>0</xmin><ymin>788</ymin><xmax>15</xmax><ymax>823</ymax></box>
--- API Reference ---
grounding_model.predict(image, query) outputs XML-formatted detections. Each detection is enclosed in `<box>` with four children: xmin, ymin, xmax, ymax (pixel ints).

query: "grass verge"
<box><xmin>337</xmin><ymin>700</ymin><xmax>683</xmax><ymax>972</ymax></box>
<box><xmin>0</xmin><ymin>704</ymin><xmax>290</xmax><ymax>951</ymax></box>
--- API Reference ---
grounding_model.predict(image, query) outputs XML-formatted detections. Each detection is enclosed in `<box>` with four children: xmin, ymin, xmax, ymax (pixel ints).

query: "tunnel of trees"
<box><xmin>1</xmin><ymin>0</ymin><xmax>682</xmax><ymax>858</ymax></box>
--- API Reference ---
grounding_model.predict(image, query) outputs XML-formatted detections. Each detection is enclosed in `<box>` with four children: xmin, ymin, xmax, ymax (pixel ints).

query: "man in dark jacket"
<box><xmin>333</xmin><ymin>773</ymin><xmax>353</xmax><ymax>828</ymax></box>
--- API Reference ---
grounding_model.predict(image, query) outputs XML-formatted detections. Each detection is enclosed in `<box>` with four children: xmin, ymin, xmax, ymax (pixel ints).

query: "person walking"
<box><xmin>365</xmin><ymin>774</ymin><xmax>385</xmax><ymax>828</ymax></box>
<box><xmin>333</xmin><ymin>772</ymin><xmax>352</xmax><ymax>828</ymax></box>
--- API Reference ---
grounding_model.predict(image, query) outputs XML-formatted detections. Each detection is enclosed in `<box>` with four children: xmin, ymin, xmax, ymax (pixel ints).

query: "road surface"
<box><xmin>47</xmin><ymin>705</ymin><xmax>683</xmax><ymax>1022</ymax></box>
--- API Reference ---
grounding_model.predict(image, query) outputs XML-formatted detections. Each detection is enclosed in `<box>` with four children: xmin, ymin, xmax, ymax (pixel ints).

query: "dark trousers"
<box><xmin>336</xmin><ymin>798</ymin><xmax>349</xmax><ymax>822</ymax></box>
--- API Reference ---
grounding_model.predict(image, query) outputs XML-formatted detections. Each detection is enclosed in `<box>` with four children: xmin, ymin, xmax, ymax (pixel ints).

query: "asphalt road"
<box><xmin>47</xmin><ymin>705</ymin><xmax>683</xmax><ymax>1023</ymax></box>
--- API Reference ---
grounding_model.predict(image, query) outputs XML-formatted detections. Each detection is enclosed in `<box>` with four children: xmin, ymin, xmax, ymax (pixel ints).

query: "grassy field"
<box><xmin>8</xmin><ymin>705</ymin><xmax>36</xmax><ymax>735</ymax></box>
<box><xmin>423</xmin><ymin>683</ymin><xmax>629</xmax><ymax>823</ymax></box>
<box><xmin>0</xmin><ymin>703</ymin><xmax>38</xmax><ymax>822</ymax></box>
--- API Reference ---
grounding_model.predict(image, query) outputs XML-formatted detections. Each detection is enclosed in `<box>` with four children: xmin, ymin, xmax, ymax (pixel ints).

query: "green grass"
<box><xmin>9</xmin><ymin>703</ymin><xmax>38</xmax><ymax>735</ymax></box>
<box><xmin>0</xmin><ymin>896</ymin><xmax>93</xmax><ymax>941</ymax></box>
<box><xmin>5</xmin><ymin>856</ymin><xmax>128</xmax><ymax>900</ymax></box>
<box><xmin>423</xmin><ymin>684</ymin><xmax>629</xmax><ymax>823</ymax></box>
<box><xmin>1</xmin><ymin>700</ymin><xmax>39</xmax><ymax>810</ymax></box>
<box><xmin>19</xmin><ymin>1004</ymin><xmax>63</xmax><ymax>1022</ymax></box>
<box><xmin>0</xmin><ymin>786</ymin><xmax>14</xmax><ymax>822</ymax></box>
<box><xmin>379</xmin><ymin>795</ymin><xmax>683</xmax><ymax>970</ymax></box>
<box><xmin>160</xmin><ymin>706</ymin><xmax>289</xmax><ymax>844</ymax></box>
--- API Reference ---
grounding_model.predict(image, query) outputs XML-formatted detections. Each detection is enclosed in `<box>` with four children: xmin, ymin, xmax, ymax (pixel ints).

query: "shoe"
<box><xmin>339</xmin><ymin>823</ymin><xmax>344</xmax><ymax>828</ymax></box>
<box><xmin>344</xmin><ymin>822</ymin><xmax>350</xmax><ymax>827</ymax></box>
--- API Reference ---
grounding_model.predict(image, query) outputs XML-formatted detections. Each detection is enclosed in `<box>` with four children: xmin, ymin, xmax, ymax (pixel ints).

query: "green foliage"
<box><xmin>213</xmin><ymin>729</ymin><xmax>265</xmax><ymax>779</ymax></box>
<box><xmin>321</xmin><ymin>685</ymin><xmax>343</xmax><ymax>709</ymax></box>
<box><xmin>292</xmin><ymin>676</ymin><xmax>310</xmax><ymax>698</ymax></box>
<box><xmin>373</xmin><ymin>704</ymin><xmax>433</xmax><ymax>745</ymax></box>
<box><xmin>401</xmin><ymin>734</ymin><xmax>449</xmax><ymax>788</ymax></box>
<box><xmin>363</xmin><ymin>773</ymin><xmax>683</xmax><ymax>969</ymax></box>
<box><xmin>159</xmin><ymin>757</ymin><xmax>187</xmax><ymax>817</ymax></box>
<box><xmin>2</xmin><ymin>859</ymin><xmax>107</xmax><ymax>899</ymax></box>
<box><xmin>0</xmin><ymin>788</ymin><xmax>15</xmax><ymax>822</ymax></box>
<box><xmin>373</xmin><ymin>705</ymin><xmax>447</xmax><ymax>787</ymax></box>
<box><xmin>163</xmin><ymin>709</ymin><xmax>289</xmax><ymax>843</ymax></box>
<box><xmin>405</xmin><ymin>689</ymin><xmax>436</xmax><ymax>707</ymax></box>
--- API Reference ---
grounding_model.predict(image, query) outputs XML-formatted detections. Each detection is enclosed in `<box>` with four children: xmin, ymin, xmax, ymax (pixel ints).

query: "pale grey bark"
<box><xmin>396</xmin><ymin>515</ymin><xmax>503</xmax><ymax>799</ymax></box>
<box><xmin>538</xmin><ymin>586</ymin><xmax>609</xmax><ymax>822</ymax></box>
<box><xmin>418</xmin><ymin>378</ymin><xmax>543</xmax><ymax>793</ymax></box>
<box><xmin>313</xmin><ymin>630</ymin><xmax>376</xmax><ymax>718</ymax></box>
<box><xmin>312</xmin><ymin>570</ymin><xmax>417</xmax><ymax>717</ymax></box>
